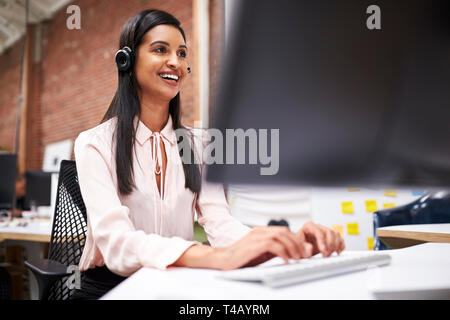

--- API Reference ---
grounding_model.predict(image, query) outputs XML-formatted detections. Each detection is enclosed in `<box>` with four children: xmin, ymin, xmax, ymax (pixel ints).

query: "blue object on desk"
<box><xmin>374</xmin><ymin>191</ymin><xmax>450</xmax><ymax>250</ymax></box>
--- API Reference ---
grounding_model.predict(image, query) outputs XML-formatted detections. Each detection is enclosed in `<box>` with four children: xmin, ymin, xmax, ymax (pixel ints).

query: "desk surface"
<box><xmin>0</xmin><ymin>218</ymin><xmax>51</xmax><ymax>243</ymax></box>
<box><xmin>377</xmin><ymin>223</ymin><xmax>450</xmax><ymax>249</ymax></box>
<box><xmin>102</xmin><ymin>242</ymin><xmax>450</xmax><ymax>300</ymax></box>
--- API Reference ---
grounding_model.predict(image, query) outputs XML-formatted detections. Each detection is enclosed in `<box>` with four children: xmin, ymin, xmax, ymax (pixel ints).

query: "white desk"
<box><xmin>0</xmin><ymin>218</ymin><xmax>52</xmax><ymax>299</ymax></box>
<box><xmin>102</xmin><ymin>243</ymin><xmax>450</xmax><ymax>300</ymax></box>
<box><xmin>0</xmin><ymin>218</ymin><xmax>52</xmax><ymax>243</ymax></box>
<box><xmin>377</xmin><ymin>223</ymin><xmax>450</xmax><ymax>249</ymax></box>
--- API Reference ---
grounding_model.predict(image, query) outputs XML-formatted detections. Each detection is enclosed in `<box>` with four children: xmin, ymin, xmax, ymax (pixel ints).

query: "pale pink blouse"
<box><xmin>74</xmin><ymin>115</ymin><xmax>251</xmax><ymax>277</ymax></box>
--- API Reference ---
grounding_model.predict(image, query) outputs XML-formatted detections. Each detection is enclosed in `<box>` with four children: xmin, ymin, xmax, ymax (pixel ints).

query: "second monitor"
<box><xmin>25</xmin><ymin>170</ymin><xmax>52</xmax><ymax>209</ymax></box>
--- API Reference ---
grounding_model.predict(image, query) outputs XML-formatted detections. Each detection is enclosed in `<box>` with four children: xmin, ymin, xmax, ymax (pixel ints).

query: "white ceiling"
<box><xmin>0</xmin><ymin>0</ymin><xmax>73</xmax><ymax>54</ymax></box>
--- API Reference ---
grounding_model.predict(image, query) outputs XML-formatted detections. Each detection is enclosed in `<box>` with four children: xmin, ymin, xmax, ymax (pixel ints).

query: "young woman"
<box><xmin>72</xmin><ymin>9</ymin><xmax>344</xmax><ymax>300</ymax></box>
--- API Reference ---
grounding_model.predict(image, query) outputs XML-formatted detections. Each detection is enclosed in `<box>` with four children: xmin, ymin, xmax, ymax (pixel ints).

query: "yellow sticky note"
<box><xmin>347</xmin><ymin>188</ymin><xmax>360</xmax><ymax>192</ymax></box>
<box><xmin>347</xmin><ymin>222</ymin><xmax>360</xmax><ymax>235</ymax></box>
<box><xmin>383</xmin><ymin>203</ymin><xmax>396</xmax><ymax>209</ymax></box>
<box><xmin>341</xmin><ymin>201</ymin><xmax>354</xmax><ymax>214</ymax></box>
<box><xmin>331</xmin><ymin>224</ymin><xmax>344</xmax><ymax>237</ymax></box>
<box><xmin>384</xmin><ymin>190</ymin><xmax>397</xmax><ymax>197</ymax></box>
<box><xmin>367</xmin><ymin>237</ymin><xmax>374</xmax><ymax>250</ymax></box>
<box><xmin>365</xmin><ymin>200</ymin><xmax>378</xmax><ymax>212</ymax></box>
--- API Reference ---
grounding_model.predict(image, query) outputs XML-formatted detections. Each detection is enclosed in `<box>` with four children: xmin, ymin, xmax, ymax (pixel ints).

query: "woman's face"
<box><xmin>135</xmin><ymin>24</ymin><xmax>188</xmax><ymax>102</ymax></box>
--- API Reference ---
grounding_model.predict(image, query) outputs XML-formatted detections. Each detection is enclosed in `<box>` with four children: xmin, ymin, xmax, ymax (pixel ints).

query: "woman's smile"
<box><xmin>158</xmin><ymin>72</ymin><xmax>180</xmax><ymax>86</ymax></box>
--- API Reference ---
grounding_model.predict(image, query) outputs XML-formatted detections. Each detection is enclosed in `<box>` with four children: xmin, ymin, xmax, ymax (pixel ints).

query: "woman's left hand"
<box><xmin>297</xmin><ymin>221</ymin><xmax>345</xmax><ymax>257</ymax></box>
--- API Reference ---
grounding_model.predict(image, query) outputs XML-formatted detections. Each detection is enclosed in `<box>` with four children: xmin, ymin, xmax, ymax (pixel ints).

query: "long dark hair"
<box><xmin>102</xmin><ymin>9</ymin><xmax>201</xmax><ymax>196</ymax></box>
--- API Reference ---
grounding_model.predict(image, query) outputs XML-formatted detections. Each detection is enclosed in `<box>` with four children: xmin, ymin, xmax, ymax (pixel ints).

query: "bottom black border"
<box><xmin>2</xmin><ymin>300</ymin><xmax>449</xmax><ymax>318</ymax></box>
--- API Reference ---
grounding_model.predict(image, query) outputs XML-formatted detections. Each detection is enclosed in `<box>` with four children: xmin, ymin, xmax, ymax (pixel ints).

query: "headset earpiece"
<box><xmin>115</xmin><ymin>46</ymin><xmax>134</xmax><ymax>72</ymax></box>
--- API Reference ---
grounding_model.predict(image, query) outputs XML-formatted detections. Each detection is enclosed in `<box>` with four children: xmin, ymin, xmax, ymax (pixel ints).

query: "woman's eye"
<box><xmin>155</xmin><ymin>47</ymin><xmax>166</xmax><ymax>53</ymax></box>
<box><xmin>178</xmin><ymin>50</ymin><xmax>187</xmax><ymax>58</ymax></box>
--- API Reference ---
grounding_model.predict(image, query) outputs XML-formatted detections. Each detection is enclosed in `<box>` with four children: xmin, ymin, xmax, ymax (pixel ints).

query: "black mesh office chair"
<box><xmin>373</xmin><ymin>191</ymin><xmax>450</xmax><ymax>250</ymax></box>
<box><xmin>25</xmin><ymin>160</ymin><xmax>87</xmax><ymax>300</ymax></box>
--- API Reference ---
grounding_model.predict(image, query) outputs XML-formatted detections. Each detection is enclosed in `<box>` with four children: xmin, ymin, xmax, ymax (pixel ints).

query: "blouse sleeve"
<box><xmin>74</xmin><ymin>130</ymin><xmax>197</xmax><ymax>276</ymax></box>
<box><xmin>192</xmin><ymin>128</ymin><xmax>252</xmax><ymax>247</ymax></box>
<box><xmin>196</xmin><ymin>180</ymin><xmax>252</xmax><ymax>247</ymax></box>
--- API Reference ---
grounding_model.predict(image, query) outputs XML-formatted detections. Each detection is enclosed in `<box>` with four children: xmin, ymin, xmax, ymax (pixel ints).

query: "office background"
<box><xmin>0</xmin><ymin>0</ymin><xmax>223</xmax><ymax>172</ymax></box>
<box><xmin>0</xmin><ymin>0</ymin><xmax>426</xmax><ymax>250</ymax></box>
<box><xmin>227</xmin><ymin>186</ymin><xmax>422</xmax><ymax>250</ymax></box>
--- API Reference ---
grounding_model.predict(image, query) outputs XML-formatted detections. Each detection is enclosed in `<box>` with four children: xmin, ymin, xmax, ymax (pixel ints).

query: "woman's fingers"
<box><xmin>305</xmin><ymin>223</ymin><xmax>328</xmax><ymax>256</ymax></box>
<box><xmin>269</xmin><ymin>226</ymin><xmax>317</xmax><ymax>260</ymax></box>
<box><xmin>267</xmin><ymin>227</ymin><xmax>303</xmax><ymax>260</ymax></box>
<box><xmin>223</xmin><ymin>224</ymin><xmax>339</xmax><ymax>270</ymax></box>
<box><xmin>301</xmin><ymin>222</ymin><xmax>345</xmax><ymax>257</ymax></box>
<box><xmin>264</xmin><ymin>238</ymin><xmax>290</xmax><ymax>263</ymax></box>
<box><xmin>338</xmin><ymin>235</ymin><xmax>346</xmax><ymax>253</ymax></box>
<box><xmin>296</xmin><ymin>230</ymin><xmax>314</xmax><ymax>258</ymax></box>
<box><xmin>243</xmin><ymin>226</ymin><xmax>309</xmax><ymax>265</ymax></box>
<box><xmin>323</xmin><ymin>226</ymin><xmax>337</xmax><ymax>257</ymax></box>
<box><xmin>322</xmin><ymin>226</ymin><xmax>345</xmax><ymax>256</ymax></box>
<box><xmin>332</xmin><ymin>229</ymin><xmax>343</xmax><ymax>254</ymax></box>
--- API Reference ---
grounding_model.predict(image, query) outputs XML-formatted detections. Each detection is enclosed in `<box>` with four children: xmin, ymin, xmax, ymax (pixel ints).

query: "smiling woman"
<box><xmin>135</xmin><ymin>25</ymin><xmax>189</xmax><ymax>111</ymax></box>
<box><xmin>101</xmin><ymin>10</ymin><xmax>200</xmax><ymax>197</ymax></box>
<box><xmin>71</xmin><ymin>9</ymin><xmax>344</xmax><ymax>300</ymax></box>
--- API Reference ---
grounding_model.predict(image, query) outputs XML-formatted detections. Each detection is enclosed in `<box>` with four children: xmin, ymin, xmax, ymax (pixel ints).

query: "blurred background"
<box><xmin>0</xmin><ymin>0</ymin><xmax>434</xmax><ymax>300</ymax></box>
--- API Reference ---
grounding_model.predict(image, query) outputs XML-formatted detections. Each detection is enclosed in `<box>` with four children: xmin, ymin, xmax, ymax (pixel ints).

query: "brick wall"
<box><xmin>0</xmin><ymin>39</ymin><xmax>23</xmax><ymax>154</ymax></box>
<box><xmin>40</xmin><ymin>0</ymin><xmax>195</xmax><ymax>162</ymax></box>
<box><xmin>0</xmin><ymin>0</ymin><xmax>224</xmax><ymax>170</ymax></box>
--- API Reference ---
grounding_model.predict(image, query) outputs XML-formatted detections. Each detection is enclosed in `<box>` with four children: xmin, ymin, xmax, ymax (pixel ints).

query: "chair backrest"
<box><xmin>47</xmin><ymin>160</ymin><xmax>87</xmax><ymax>300</ymax></box>
<box><xmin>373</xmin><ymin>191</ymin><xmax>450</xmax><ymax>250</ymax></box>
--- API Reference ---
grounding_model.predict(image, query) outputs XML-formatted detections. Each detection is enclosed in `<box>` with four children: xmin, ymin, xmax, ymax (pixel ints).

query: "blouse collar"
<box><xmin>135</xmin><ymin>115</ymin><xmax>177</xmax><ymax>146</ymax></box>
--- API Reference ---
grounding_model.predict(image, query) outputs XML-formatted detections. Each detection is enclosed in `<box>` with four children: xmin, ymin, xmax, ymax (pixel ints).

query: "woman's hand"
<box><xmin>297</xmin><ymin>221</ymin><xmax>345</xmax><ymax>257</ymax></box>
<box><xmin>214</xmin><ymin>226</ymin><xmax>314</xmax><ymax>270</ymax></box>
<box><xmin>173</xmin><ymin>222</ymin><xmax>344</xmax><ymax>270</ymax></box>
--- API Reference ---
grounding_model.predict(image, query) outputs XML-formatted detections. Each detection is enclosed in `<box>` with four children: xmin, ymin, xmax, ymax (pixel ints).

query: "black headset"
<box><xmin>115</xmin><ymin>46</ymin><xmax>134</xmax><ymax>72</ymax></box>
<box><xmin>115</xmin><ymin>46</ymin><xmax>191</xmax><ymax>73</ymax></box>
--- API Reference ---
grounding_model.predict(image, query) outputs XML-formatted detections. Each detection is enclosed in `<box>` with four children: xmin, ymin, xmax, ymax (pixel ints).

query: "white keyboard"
<box><xmin>217</xmin><ymin>252</ymin><xmax>391</xmax><ymax>288</ymax></box>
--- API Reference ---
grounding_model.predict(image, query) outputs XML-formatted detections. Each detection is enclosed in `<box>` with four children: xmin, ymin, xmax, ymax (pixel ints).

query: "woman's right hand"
<box><xmin>213</xmin><ymin>226</ymin><xmax>314</xmax><ymax>270</ymax></box>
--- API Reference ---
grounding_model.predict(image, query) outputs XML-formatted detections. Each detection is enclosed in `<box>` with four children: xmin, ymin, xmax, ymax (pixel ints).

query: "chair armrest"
<box><xmin>24</xmin><ymin>259</ymin><xmax>70</xmax><ymax>278</ymax></box>
<box><xmin>25</xmin><ymin>259</ymin><xmax>72</xmax><ymax>300</ymax></box>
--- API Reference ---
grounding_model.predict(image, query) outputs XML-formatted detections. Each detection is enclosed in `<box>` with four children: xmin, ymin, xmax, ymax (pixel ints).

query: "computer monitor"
<box><xmin>206</xmin><ymin>0</ymin><xmax>450</xmax><ymax>189</ymax></box>
<box><xmin>25</xmin><ymin>170</ymin><xmax>52</xmax><ymax>208</ymax></box>
<box><xmin>0</xmin><ymin>154</ymin><xmax>17</xmax><ymax>210</ymax></box>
